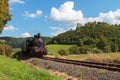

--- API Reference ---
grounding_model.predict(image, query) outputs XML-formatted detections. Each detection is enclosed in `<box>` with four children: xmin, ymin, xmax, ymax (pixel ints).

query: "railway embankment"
<box><xmin>23</xmin><ymin>58</ymin><xmax>120</xmax><ymax>80</ymax></box>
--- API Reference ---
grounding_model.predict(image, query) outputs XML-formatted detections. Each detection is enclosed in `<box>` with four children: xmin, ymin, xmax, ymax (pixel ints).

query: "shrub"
<box><xmin>0</xmin><ymin>40</ymin><xmax>4</xmax><ymax>44</ymax></box>
<box><xmin>4</xmin><ymin>44</ymin><xmax>12</xmax><ymax>57</ymax></box>
<box><xmin>111</xmin><ymin>44</ymin><xmax>119</xmax><ymax>52</ymax></box>
<box><xmin>69</xmin><ymin>45</ymin><xmax>80</xmax><ymax>54</ymax></box>
<box><xmin>92</xmin><ymin>48</ymin><xmax>103</xmax><ymax>54</ymax></box>
<box><xmin>79</xmin><ymin>46</ymin><xmax>91</xmax><ymax>54</ymax></box>
<box><xmin>0</xmin><ymin>44</ymin><xmax>5</xmax><ymax>55</ymax></box>
<box><xmin>58</xmin><ymin>49</ymin><xmax>69</xmax><ymax>56</ymax></box>
<box><xmin>0</xmin><ymin>44</ymin><xmax>12</xmax><ymax>57</ymax></box>
<box><xmin>103</xmin><ymin>46</ymin><xmax>111</xmax><ymax>53</ymax></box>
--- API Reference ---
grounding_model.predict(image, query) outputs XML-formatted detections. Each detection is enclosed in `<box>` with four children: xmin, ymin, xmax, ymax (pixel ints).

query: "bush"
<box><xmin>79</xmin><ymin>46</ymin><xmax>91</xmax><ymax>54</ymax></box>
<box><xmin>0</xmin><ymin>44</ymin><xmax>5</xmax><ymax>55</ymax></box>
<box><xmin>0</xmin><ymin>40</ymin><xmax>5</xmax><ymax>44</ymax></box>
<box><xmin>92</xmin><ymin>48</ymin><xmax>103</xmax><ymax>54</ymax></box>
<box><xmin>69</xmin><ymin>45</ymin><xmax>80</xmax><ymax>54</ymax></box>
<box><xmin>58</xmin><ymin>49</ymin><xmax>69</xmax><ymax>56</ymax></box>
<box><xmin>103</xmin><ymin>46</ymin><xmax>111</xmax><ymax>53</ymax></box>
<box><xmin>111</xmin><ymin>44</ymin><xmax>119</xmax><ymax>52</ymax></box>
<box><xmin>4</xmin><ymin>44</ymin><xmax>12</xmax><ymax>56</ymax></box>
<box><xmin>0</xmin><ymin>44</ymin><xmax>12</xmax><ymax>57</ymax></box>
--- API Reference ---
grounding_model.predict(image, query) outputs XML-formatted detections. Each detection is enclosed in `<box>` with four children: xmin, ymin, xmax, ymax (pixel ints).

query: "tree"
<box><xmin>0</xmin><ymin>0</ymin><xmax>11</xmax><ymax>33</ymax></box>
<box><xmin>77</xmin><ymin>39</ymin><xmax>83</xmax><ymax>46</ymax></box>
<box><xmin>0</xmin><ymin>0</ymin><xmax>11</xmax><ymax>57</ymax></box>
<box><xmin>97</xmin><ymin>35</ymin><xmax>110</xmax><ymax>51</ymax></box>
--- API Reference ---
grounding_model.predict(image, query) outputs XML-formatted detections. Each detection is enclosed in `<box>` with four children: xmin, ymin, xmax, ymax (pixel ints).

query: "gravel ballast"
<box><xmin>25</xmin><ymin>58</ymin><xmax>120</xmax><ymax>80</ymax></box>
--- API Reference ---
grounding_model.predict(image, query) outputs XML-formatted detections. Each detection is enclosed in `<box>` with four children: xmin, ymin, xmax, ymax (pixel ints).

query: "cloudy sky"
<box><xmin>1</xmin><ymin>0</ymin><xmax>120</xmax><ymax>37</ymax></box>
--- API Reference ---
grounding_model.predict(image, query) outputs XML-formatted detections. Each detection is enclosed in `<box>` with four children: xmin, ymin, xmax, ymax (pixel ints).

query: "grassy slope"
<box><xmin>0</xmin><ymin>56</ymin><xmax>62</xmax><ymax>80</ymax></box>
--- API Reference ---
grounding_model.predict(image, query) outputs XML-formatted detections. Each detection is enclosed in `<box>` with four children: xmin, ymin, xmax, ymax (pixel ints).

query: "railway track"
<box><xmin>43</xmin><ymin>57</ymin><xmax>120</xmax><ymax>72</ymax></box>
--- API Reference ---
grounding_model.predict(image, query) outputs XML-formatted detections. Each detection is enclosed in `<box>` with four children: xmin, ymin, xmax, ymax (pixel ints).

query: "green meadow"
<box><xmin>12</xmin><ymin>44</ymin><xmax>120</xmax><ymax>63</ymax></box>
<box><xmin>12</xmin><ymin>44</ymin><xmax>74</xmax><ymax>55</ymax></box>
<box><xmin>0</xmin><ymin>56</ymin><xmax>62</xmax><ymax>80</ymax></box>
<box><xmin>46</xmin><ymin>44</ymin><xmax>74</xmax><ymax>55</ymax></box>
<box><xmin>46</xmin><ymin>44</ymin><xmax>120</xmax><ymax>63</ymax></box>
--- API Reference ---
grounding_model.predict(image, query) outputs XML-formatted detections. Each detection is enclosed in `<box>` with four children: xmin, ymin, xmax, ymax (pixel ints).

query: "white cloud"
<box><xmin>49</xmin><ymin>26</ymin><xmax>66</xmax><ymax>36</ymax></box>
<box><xmin>47</xmin><ymin>1</ymin><xmax>120</xmax><ymax>29</ymax></box>
<box><xmin>47</xmin><ymin>1</ymin><xmax>84</xmax><ymax>26</ymax></box>
<box><xmin>9</xmin><ymin>0</ymin><xmax>24</xmax><ymax>4</ymax></box>
<box><xmin>97</xmin><ymin>9</ymin><xmax>120</xmax><ymax>24</ymax></box>
<box><xmin>4</xmin><ymin>25</ymin><xmax>17</xmax><ymax>31</ymax></box>
<box><xmin>9</xmin><ymin>0</ymin><xmax>24</xmax><ymax>10</ymax></box>
<box><xmin>21</xmin><ymin>32</ymin><xmax>31</xmax><ymax>38</ymax></box>
<box><xmin>23</xmin><ymin>10</ymin><xmax>42</xmax><ymax>18</ymax></box>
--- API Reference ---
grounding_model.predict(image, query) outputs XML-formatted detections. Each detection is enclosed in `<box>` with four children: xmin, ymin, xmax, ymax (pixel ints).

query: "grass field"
<box><xmin>46</xmin><ymin>44</ymin><xmax>74</xmax><ymax>55</ymax></box>
<box><xmin>12</xmin><ymin>44</ymin><xmax>120</xmax><ymax>63</ymax></box>
<box><xmin>12</xmin><ymin>44</ymin><xmax>74</xmax><ymax>55</ymax></box>
<box><xmin>46</xmin><ymin>44</ymin><xmax>120</xmax><ymax>63</ymax></box>
<box><xmin>0</xmin><ymin>56</ymin><xmax>62</xmax><ymax>80</ymax></box>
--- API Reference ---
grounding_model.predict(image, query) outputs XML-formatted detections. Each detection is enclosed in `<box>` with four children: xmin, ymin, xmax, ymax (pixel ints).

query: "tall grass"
<box><xmin>84</xmin><ymin>53</ymin><xmax>120</xmax><ymax>63</ymax></box>
<box><xmin>62</xmin><ymin>53</ymin><xmax>120</xmax><ymax>63</ymax></box>
<box><xmin>0</xmin><ymin>56</ymin><xmax>62</xmax><ymax>80</ymax></box>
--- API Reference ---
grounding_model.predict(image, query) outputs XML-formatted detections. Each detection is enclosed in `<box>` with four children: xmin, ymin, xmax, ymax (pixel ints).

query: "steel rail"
<box><xmin>43</xmin><ymin>57</ymin><xmax>120</xmax><ymax>72</ymax></box>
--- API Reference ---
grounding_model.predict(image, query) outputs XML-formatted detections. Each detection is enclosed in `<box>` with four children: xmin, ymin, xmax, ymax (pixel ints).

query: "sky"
<box><xmin>1</xmin><ymin>0</ymin><xmax>120</xmax><ymax>38</ymax></box>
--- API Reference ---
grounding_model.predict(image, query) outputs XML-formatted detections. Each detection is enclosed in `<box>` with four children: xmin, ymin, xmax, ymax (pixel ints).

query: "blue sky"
<box><xmin>1</xmin><ymin>0</ymin><xmax>120</xmax><ymax>37</ymax></box>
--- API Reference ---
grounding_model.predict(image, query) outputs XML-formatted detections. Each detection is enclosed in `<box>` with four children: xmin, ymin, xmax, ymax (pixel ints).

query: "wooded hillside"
<box><xmin>0</xmin><ymin>37</ymin><xmax>52</xmax><ymax>48</ymax></box>
<box><xmin>52</xmin><ymin>22</ymin><xmax>120</xmax><ymax>52</ymax></box>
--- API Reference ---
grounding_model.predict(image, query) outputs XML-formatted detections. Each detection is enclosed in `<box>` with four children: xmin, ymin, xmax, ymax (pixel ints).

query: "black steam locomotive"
<box><xmin>21</xmin><ymin>33</ymin><xmax>47</xmax><ymax>57</ymax></box>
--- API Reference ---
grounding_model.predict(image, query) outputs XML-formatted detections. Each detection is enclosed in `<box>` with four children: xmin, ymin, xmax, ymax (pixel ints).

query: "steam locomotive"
<box><xmin>21</xmin><ymin>33</ymin><xmax>47</xmax><ymax>57</ymax></box>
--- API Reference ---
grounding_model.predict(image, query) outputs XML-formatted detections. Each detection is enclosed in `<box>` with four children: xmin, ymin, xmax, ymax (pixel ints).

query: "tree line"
<box><xmin>52</xmin><ymin>22</ymin><xmax>120</xmax><ymax>53</ymax></box>
<box><xmin>0</xmin><ymin>37</ymin><xmax>52</xmax><ymax>48</ymax></box>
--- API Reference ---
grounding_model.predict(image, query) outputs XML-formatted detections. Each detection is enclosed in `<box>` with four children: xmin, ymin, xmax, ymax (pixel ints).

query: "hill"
<box><xmin>0</xmin><ymin>36</ymin><xmax>52</xmax><ymax>48</ymax></box>
<box><xmin>52</xmin><ymin>22</ymin><xmax>120</xmax><ymax>53</ymax></box>
<box><xmin>0</xmin><ymin>37</ymin><xmax>27</xmax><ymax>48</ymax></box>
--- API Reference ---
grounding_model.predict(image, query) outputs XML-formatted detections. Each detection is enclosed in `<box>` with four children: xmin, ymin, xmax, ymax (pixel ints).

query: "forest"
<box><xmin>52</xmin><ymin>22</ymin><xmax>120</xmax><ymax>53</ymax></box>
